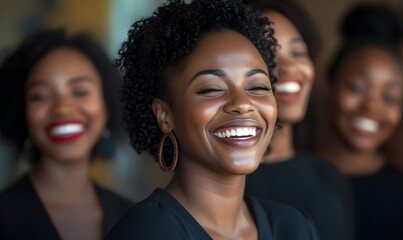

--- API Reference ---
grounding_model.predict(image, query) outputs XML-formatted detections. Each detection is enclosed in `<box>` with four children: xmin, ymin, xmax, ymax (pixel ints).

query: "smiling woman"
<box><xmin>317</xmin><ymin>4</ymin><xmax>403</xmax><ymax>240</ymax></box>
<box><xmin>0</xmin><ymin>29</ymin><xmax>133</xmax><ymax>240</ymax></box>
<box><xmin>106</xmin><ymin>0</ymin><xmax>318</xmax><ymax>240</ymax></box>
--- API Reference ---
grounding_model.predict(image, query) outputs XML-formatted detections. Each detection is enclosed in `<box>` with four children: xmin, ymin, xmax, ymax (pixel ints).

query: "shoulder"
<box><xmin>95</xmin><ymin>184</ymin><xmax>135</xmax><ymax>234</ymax></box>
<box><xmin>249</xmin><ymin>197</ymin><xmax>319</xmax><ymax>240</ymax></box>
<box><xmin>0</xmin><ymin>175</ymin><xmax>31</xmax><ymax>208</ymax></box>
<box><xmin>106</xmin><ymin>189</ymin><xmax>191</xmax><ymax>240</ymax></box>
<box><xmin>0</xmin><ymin>175</ymin><xmax>39</xmax><ymax>238</ymax></box>
<box><xmin>96</xmin><ymin>184</ymin><xmax>134</xmax><ymax>210</ymax></box>
<box><xmin>297</xmin><ymin>153</ymin><xmax>346</xmax><ymax>180</ymax></box>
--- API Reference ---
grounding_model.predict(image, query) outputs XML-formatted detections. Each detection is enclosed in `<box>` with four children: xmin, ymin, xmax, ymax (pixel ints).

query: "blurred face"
<box><xmin>263</xmin><ymin>11</ymin><xmax>314</xmax><ymax>123</ymax></box>
<box><xmin>157</xmin><ymin>30</ymin><xmax>277</xmax><ymax>175</ymax></box>
<box><xmin>331</xmin><ymin>46</ymin><xmax>402</xmax><ymax>152</ymax></box>
<box><xmin>26</xmin><ymin>48</ymin><xmax>107</xmax><ymax>163</ymax></box>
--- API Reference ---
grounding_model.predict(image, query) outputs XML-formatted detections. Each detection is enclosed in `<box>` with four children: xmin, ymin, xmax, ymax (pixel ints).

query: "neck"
<box><xmin>30</xmin><ymin>155</ymin><xmax>94</xmax><ymax>203</ymax></box>
<box><xmin>263</xmin><ymin>123</ymin><xmax>295</xmax><ymax>163</ymax></box>
<box><xmin>317</xmin><ymin>129</ymin><xmax>384</xmax><ymax>176</ymax></box>
<box><xmin>166</xmin><ymin>161</ymin><xmax>250</xmax><ymax>237</ymax></box>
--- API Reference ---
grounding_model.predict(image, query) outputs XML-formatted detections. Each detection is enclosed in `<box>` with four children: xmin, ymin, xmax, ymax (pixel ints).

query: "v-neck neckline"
<box><xmin>153</xmin><ymin>188</ymin><xmax>273</xmax><ymax>240</ymax></box>
<box><xmin>26</xmin><ymin>175</ymin><xmax>107</xmax><ymax>239</ymax></box>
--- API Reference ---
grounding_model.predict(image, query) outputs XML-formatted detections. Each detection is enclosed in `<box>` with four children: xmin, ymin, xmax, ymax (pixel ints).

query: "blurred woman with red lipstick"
<box><xmin>317</xmin><ymin>4</ymin><xmax>403</xmax><ymax>240</ymax></box>
<box><xmin>243</xmin><ymin>1</ymin><xmax>354</xmax><ymax>240</ymax></box>
<box><xmin>0</xmin><ymin>29</ymin><xmax>132</xmax><ymax>240</ymax></box>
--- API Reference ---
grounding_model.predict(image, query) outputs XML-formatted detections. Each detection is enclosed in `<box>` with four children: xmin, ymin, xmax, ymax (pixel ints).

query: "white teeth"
<box><xmin>213</xmin><ymin>128</ymin><xmax>257</xmax><ymax>138</ymax></box>
<box><xmin>274</xmin><ymin>82</ymin><xmax>301</xmax><ymax>93</ymax></box>
<box><xmin>352</xmin><ymin>118</ymin><xmax>379</xmax><ymax>133</ymax></box>
<box><xmin>50</xmin><ymin>124</ymin><xmax>84</xmax><ymax>136</ymax></box>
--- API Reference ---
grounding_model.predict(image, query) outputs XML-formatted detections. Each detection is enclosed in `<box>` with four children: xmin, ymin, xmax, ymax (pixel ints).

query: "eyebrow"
<box><xmin>189</xmin><ymin>69</ymin><xmax>269</xmax><ymax>84</ymax></box>
<box><xmin>26</xmin><ymin>80</ymin><xmax>46</xmax><ymax>90</ymax></box>
<box><xmin>289</xmin><ymin>37</ymin><xmax>305</xmax><ymax>45</ymax></box>
<box><xmin>26</xmin><ymin>76</ymin><xmax>95</xmax><ymax>89</ymax></box>
<box><xmin>68</xmin><ymin>76</ymin><xmax>96</xmax><ymax>85</ymax></box>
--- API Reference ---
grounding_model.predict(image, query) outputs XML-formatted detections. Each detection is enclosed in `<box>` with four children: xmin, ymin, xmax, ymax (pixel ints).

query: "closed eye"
<box><xmin>196</xmin><ymin>88</ymin><xmax>224</xmax><ymax>94</ymax></box>
<box><xmin>196</xmin><ymin>88</ymin><xmax>225</xmax><ymax>97</ymax></box>
<box><xmin>248</xmin><ymin>87</ymin><xmax>271</xmax><ymax>91</ymax></box>
<box><xmin>247</xmin><ymin>86</ymin><xmax>272</xmax><ymax>96</ymax></box>
<box><xmin>292</xmin><ymin>51</ymin><xmax>308</xmax><ymax>58</ymax></box>
<box><xmin>28</xmin><ymin>93</ymin><xmax>49</xmax><ymax>102</ymax></box>
<box><xmin>73</xmin><ymin>89</ymin><xmax>90</xmax><ymax>98</ymax></box>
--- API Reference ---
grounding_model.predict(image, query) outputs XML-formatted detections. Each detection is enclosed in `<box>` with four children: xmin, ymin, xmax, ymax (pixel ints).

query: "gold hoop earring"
<box><xmin>158</xmin><ymin>132</ymin><xmax>178</xmax><ymax>172</ymax></box>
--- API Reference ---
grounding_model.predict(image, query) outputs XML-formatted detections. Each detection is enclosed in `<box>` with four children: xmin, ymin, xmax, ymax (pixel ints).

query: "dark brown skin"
<box><xmin>26</xmin><ymin>48</ymin><xmax>107</xmax><ymax>240</ymax></box>
<box><xmin>318</xmin><ymin>46</ymin><xmax>403</xmax><ymax>176</ymax></box>
<box><xmin>260</xmin><ymin>11</ymin><xmax>315</xmax><ymax>163</ymax></box>
<box><xmin>152</xmin><ymin>30</ymin><xmax>277</xmax><ymax>239</ymax></box>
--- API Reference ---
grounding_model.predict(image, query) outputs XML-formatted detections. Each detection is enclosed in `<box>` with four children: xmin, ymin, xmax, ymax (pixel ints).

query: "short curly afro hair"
<box><xmin>116</xmin><ymin>0</ymin><xmax>277</xmax><ymax>159</ymax></box>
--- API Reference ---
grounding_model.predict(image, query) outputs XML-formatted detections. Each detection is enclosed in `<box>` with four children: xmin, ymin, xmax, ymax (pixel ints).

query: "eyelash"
<box><xmin>196</xmin><ymin>88</ymin><xmax>224</xmax><ymax>94</ymax></box>
<box><xmin>73</xmin><ymin>89</ymin><xmax>89</xmax><ymax>97</ymax></box>
<box><xmin>28</xmin><ymin>94</ymin><xmax>48</xmax><ymax>102</ymax></box>
<box><xmin>248</xmin><ymin>86</ymin><xmax>271</xmax><ymax>91</ymax></box>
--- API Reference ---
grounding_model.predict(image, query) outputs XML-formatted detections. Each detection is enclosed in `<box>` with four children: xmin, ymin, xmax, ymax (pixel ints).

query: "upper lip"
<box><xmin>275</xmin><ymin>77</ymin><xmax>302</xmax><ymax>83</ymax></box>
<box><xmin>211</xmin><ymin>119</ymin><xmax>263</xmax><ymax>133</ymax></box>
<box><xmin>274</xmin><ymin>78</ymin><xmax>302</xmax><ymax>85</ymax></box>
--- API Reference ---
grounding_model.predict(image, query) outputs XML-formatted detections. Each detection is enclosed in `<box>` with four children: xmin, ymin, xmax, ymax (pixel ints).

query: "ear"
<box><xmin>152</xmin><ymin>98</ymin><xmax>173</xmax><ymax>134</ymax></box>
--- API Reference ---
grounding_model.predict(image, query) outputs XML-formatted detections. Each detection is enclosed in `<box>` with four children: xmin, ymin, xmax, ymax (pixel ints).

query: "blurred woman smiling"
<box><xmin>0</xmin><ymin>29</ymin><xmax>132</xmax><ymax>240</ymax></box>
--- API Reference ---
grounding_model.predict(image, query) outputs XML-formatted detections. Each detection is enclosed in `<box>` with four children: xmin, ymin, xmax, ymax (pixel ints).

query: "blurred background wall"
<box><xmin>0</xmin><ymin>0</ymin><xmax>402</xmax><ymax>201</ymax></box>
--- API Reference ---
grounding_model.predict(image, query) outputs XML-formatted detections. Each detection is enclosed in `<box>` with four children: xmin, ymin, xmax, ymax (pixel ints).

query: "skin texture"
<box><xmin>153</xmin><ymin>30</ymin><xmax>277</xmax><ymax>239</ymax></box>
<box><xmin>319</xmin><ymin>46</ymin><xmax>402</xmax><ymax>175</ymax></box>
<box><xmin>26</xmin><ymin>47</ymin><xmax>107</xmax><ymax>240</ymax></box>
<box><xmin>261</xmin><ymin>11</ymin><xmax>315</xmax><ymax>162</ymax></box>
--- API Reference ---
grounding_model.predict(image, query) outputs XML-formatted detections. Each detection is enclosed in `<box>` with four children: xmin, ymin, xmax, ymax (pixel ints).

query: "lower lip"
<box><xmin>47</xmin><ymin>132</ymin><xmax>85</xmax><ymax>143</ymax></box>
<box><xmin>351</xmin><ymin>127</ymin><xmax>378</xmax><ymax>138</ymax></box>
<box><xmin>274</xmin><ymin>92</ymin><xmax>301</xmax><ymax>103</ymax></box>
<box><xmin>213</xmin><ymin>133</ymin><xmax>261</xmax><ymax>147</ymax></box>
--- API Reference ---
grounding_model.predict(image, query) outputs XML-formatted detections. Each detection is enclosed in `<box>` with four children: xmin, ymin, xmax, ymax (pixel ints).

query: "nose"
<box><xmin>362</xmin><ymin>90</ymin><xmax>382</xmax><ymax>114</ymax></box>
<box><xmin>223</xmin><ymin>90</ymin><xmax>256</xmax><ymax>114</ymax></box>
<box><xmin>274</xmin><ymin>55</ymin><xmax>295</xmax><ymax>79</ymax></box>
<box><xmin>51</xmin><ymin>94</ymin><xmax>74</xmax><ymax>116</ymax></box>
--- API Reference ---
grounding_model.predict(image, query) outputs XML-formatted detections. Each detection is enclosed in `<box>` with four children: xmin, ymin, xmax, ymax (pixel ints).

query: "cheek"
<box><xmin>180</xmin><ymin>101</ymin><xmax>221</xmax><ymax>132</ymax></box>
<box><xmin>337</xmin><ymin>90</ymin><xmax>361</xmax><ymax>114</ymax></box>
<box><xmin>26</xmin><ymin>102</ymin><xmax>48</xmax><ymax>129</ymax></box>
<box><xmin>300</xmin><ymin>61</ymin><xmax>315</xmax><ymax>83</ymax></box>
<box><xmin>257</xmin><ymin>99</ymin><xmax>277</xmax><ymax>125</ymax></box>
<box><xmin>83</xmin><ymin>94</ymin><xmax>107</xmax><ymax>126</ymax></box>
<box><xmin>386</xmin><ymin>106</ymin><xmax>401</xmax><ymax>128</ymax></box>
<box><xmin>25</xmin><ymin>102</ymin><xmax>49</xmax><ymax>144</ymax></box>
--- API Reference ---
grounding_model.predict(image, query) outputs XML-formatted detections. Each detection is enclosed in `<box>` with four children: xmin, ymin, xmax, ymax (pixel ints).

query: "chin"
<box><xmin>348</xmin><ymin>141</ymin><xmax>379</xmax><ymax>153</ymax></box>
<box><xmin>230</xmin><ymin>159</ymin><xmax>261</xmax><ymax>175</ymax></box>
<box><xmin>279</xmin><ymin>114</ymin><xmax>305</xmax><ymax>124</ymax></box>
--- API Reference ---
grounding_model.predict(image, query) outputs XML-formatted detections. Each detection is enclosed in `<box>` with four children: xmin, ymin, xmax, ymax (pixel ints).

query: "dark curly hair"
<box><xmin>116</xmin><ymin>0</ymin><xmax>277</xmax><ymax>159</ymax></box>
<box><xmin>0</xmin><ymin>28</ymin><xmax>123</xmax><ymax>160</ymax></box>
<box><xmin>327</xmin><ymin>3</ymin><xmax>403</xmax><ymax>84</ymax></box>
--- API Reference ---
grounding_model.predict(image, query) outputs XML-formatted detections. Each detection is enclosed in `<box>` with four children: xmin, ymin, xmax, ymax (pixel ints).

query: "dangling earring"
<box><xmin>158</xmin><ymin>132</ymin><xmax>178</xmax><ymax>172</ymax></box>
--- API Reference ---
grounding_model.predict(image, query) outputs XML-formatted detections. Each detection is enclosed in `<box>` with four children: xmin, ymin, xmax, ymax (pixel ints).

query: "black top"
<box><xmin>245</xmin><ymin>152</ymin><xmax>354</xmax><ymax>240</ymax></box>
<box><xmin>350</xmin><ymin>165</ymin><xmax>403</xmax><ymax>240</ymax></box>
<box><xmin>0</xmin><ymin>174</ymin><xmax>133</xmax><ymax>240</ymax></box>
<box><xmin>106</xmin><ymin>188</ymin><xmax>319</xmax><ymax>240</ymax></box>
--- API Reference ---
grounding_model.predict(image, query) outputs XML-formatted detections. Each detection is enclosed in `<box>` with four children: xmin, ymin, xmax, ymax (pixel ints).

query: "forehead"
<box><xmin>27</xmin><ymin>47</ymin><xmax>100</xmax><ymax>83</ymax></box>
<box><xmin>176</xmin><ymin>30</ymin><xmax>267</xmax><ymax>73</ymax></box>
<box><xmin>341</xmin><ymin>46</ymin><xmax>402</xmax><ymax>77</ymax></box>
